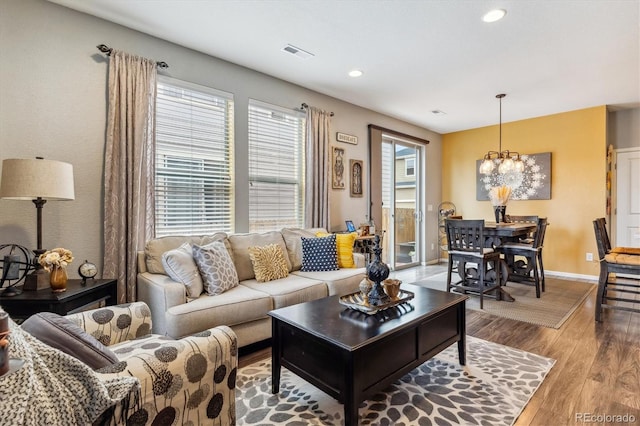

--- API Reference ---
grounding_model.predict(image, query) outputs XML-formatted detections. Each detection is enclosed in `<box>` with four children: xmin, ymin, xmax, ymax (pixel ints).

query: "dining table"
<box><xmin>458</xmin><ymin>221</ymin><xmax>538</xmax><ymax>302</ymax></box>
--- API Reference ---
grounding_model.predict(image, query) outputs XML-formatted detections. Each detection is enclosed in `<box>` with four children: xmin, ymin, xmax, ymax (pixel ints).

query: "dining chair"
<box><xmin>592</xmin><ymin>218</ymin><xmax>640</xmax><ymax>322</ymax></box>
<box><xmin>499</xmin><ymin>217</ymin><xmax>548</xmax><ymax>298</ymax></box>
<box><xmin>445</xmin><ymin>219</ymin><xmax>501</xmax><ymax>309</ymax></box>
<box><xmin>504</xmin><ymin>215</ymin><xmax>538</xmax><ymax>243</ymax></box>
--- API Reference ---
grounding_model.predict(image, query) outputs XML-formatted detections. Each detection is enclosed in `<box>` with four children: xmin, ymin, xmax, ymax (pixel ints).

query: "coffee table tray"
<box><xmin>339</xmin><ymin>290</ymin><xmax>415</xmax><ymax>315</ymax></box>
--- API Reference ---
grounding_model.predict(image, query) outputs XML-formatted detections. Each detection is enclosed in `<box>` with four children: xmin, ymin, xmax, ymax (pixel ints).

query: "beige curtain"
<box><xmin>103</xmin><ymin>50</ymin><xmax>157</xmax><ymax>303</ymax></box>
<box><xmin>305</xmin><ymin>106</ymin><xmax>332</xmax><ymax>228</ymax></box>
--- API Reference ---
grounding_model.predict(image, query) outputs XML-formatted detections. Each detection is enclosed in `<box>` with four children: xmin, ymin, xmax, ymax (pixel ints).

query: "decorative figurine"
<box><xmin>366</xmin><ymin>235</ymin><xmax>391</xmax><ymax>306</ymax></box>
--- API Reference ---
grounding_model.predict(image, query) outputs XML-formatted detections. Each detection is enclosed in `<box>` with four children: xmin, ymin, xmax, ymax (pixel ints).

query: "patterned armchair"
<box><xmin>65</xmin><ymin>302</ymin><xmax>237</xmax><ymax>425</ymax></box>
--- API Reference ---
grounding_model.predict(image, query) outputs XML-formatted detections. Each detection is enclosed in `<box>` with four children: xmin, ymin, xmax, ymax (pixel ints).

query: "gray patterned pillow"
<box><xmin>192</xmin><ymin>241</ymin><xmax>239</xmax><ymax>296</ymax></box>
<box><xmin>161</xmin><ymin>243</ymin><xmax>204</xmax><ymax>298</ymax></box>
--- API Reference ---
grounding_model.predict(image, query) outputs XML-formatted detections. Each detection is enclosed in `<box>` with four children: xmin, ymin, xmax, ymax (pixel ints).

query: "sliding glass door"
<box><xmin>381</xmin><ymin>137</ymin><xmax>423</xmax><ymax>269</ymax></box>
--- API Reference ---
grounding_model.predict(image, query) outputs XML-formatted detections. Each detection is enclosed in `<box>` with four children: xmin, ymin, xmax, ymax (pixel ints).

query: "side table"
<box><xmin>0</xmin><ymin>279</ymin><xmax>117</xmax><ymax>321</ymax></box>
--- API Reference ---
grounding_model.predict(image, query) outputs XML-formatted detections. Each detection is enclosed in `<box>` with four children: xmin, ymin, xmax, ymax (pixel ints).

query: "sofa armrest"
<box><xmin>65</xmin><ymin>302</ymin><xmax>152</xmax><ymax>346</ymax></box>
<box><xmin>137</xmin><ymin>272</ymin><xmax>187</xmax><ymax>336</ymax></box>
<box><xmin>96</xmin><ymin>326</ymin><xmax>238</xmax><ymax>425</ymax></box>
<box><xmin>137</xmin><ymin>251</ymin><xmax>147</xmax><ymax>273</ymax></box>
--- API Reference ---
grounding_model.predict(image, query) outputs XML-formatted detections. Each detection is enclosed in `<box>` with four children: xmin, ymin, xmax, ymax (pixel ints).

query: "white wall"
<box><xmin>0</xmin><ymin>0</ymin><xmax>443</xmax><ymax>278</ymax></box>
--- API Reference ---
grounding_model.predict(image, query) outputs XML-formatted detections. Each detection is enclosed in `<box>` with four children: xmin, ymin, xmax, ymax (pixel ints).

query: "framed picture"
<box><xmin>476</xmin><ymin>152</ymin><xmax>552</xmax><ymax>200</ymax></box>
<box><xmin>350</xmin><ymin>159</ymin><xmax>363</xmax><ymax>197</ymax></box>
<box><xmin>332</xmin><ymin>146</ymin><xmax>345</xmax><ymax>189</ymax></box>
<box><xmin>345</xmin><ymin>220</ymin><xmax>356</xmax><ymax>232</ymax></box>
<box><xmin>336</xmin><ymin>132</ymin><xmax>358</xmax><ymax>145</ymax></box>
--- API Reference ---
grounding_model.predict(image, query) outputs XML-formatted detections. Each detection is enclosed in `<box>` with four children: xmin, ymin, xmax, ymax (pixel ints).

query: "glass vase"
<box><xmin>49</xmin><ymin>265</ymin><xmax>68</xmax><ymax>293</ymax></box>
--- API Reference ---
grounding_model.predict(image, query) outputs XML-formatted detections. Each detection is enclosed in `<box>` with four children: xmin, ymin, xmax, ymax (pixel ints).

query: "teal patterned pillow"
<box><xmin>300</xmin><ymin>235</ymin><xmax>339</xmax><ymax>272</ymax></box>
<box><xmin>192</xmin><ymin>241</ymin><xmax>239</xmax><ymax>296</ymax></box>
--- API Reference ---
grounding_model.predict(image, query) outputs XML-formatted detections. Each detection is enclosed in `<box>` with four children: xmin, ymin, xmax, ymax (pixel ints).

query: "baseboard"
<box><xmin>544</xmin><ymin>270</ymin><xmax>598</xmax><ymax>283</ymax></box>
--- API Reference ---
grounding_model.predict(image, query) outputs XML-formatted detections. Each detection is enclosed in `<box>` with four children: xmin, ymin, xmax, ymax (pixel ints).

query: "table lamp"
<box><xmin>0</xmin><ymin>157</ymin><xmax>75</xmax><ymax>291</ymax></box>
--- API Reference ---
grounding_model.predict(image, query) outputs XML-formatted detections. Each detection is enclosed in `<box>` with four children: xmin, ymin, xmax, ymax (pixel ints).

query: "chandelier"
<box><xmin>479</xmin><ymin>94</ymin><xmax>525</xmax><ymax>175</ymax></box>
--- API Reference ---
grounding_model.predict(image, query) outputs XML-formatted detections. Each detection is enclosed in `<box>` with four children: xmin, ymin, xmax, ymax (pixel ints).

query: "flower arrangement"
<box><xmin>38</xmin><ymin>247</ymin><xmax>74</xmax><ymax>271</ymax></box>
<box><xmin>488</xmin><ymin>185</ymin><xmax>512</xmax><ymax>206</ymax></box>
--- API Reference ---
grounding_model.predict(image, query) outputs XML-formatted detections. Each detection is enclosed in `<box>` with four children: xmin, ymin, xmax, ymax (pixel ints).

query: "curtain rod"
<box><xmin>97</xmin><ymin>44</ymin><xmax>169</xmax><ymax>69</ymax></box>
<box><xmin>301</xmin><ymin>103</ymin><xmax>334</xmax><ymax>117</ymax></box>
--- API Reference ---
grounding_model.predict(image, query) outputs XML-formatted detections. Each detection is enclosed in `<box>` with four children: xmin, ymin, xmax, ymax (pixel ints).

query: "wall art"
<box><xmin>476</xmin><ymin>152</ymin><xmax>551</xmax><ymax>200</ymax></box>
<box><xmin>350</xmin><ymin>159</ymin><xmax>363</xmax><ymax>197</ymax></box>
<box><xmin>332</xmin><ymin>146</ymin><xmax>345</xmax><ymax>189</ymax></box>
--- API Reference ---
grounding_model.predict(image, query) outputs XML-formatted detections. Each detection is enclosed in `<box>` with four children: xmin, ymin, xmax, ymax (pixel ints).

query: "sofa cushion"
<box><xmin>21</xmin><ymin>312</ymin><xmax>118</xmax><ymax>370</ymax></box>
<box><xmin>193</xmin><ymin>241</ymin><xmax>239</xmax><ymax>295</ymax></box>
<box><xmin>293</xmin><ymin>267</ymin><xmax>366</xmax><ymax>297</ymax></box>
<box><xmin>229</xmin><ymin>231</ymin><xmax>292</xmax><ymax>281</ymax></box>
<box><xmin>317</xmin><ymin>231</ymin><xmax>357</xmax><ymax>268</ymax></box>
<box><xmin>241</xmin><ymin>275</ymin><xmax>328</xmax><ymax>309</ymax></box>
<box><xmin>161</xmin><ymin>242</ymin><xmax>203</xmax><ymax>298</ymax></box>
<box><xmin>248</xmin><ymin>244</ymin><xmax>289</xmax><ymax>282</ymax></box>
<box><xmin>301</xmin><ymin>234</ymin><xmax>339</xmax><ymax>272</ymax></box>
<box><xmin>166</xmin><ymin>285</ymin><xmax>273</xmax><ymax>334</ymax></box>
<box><xmin>281</xmin><ymin>227</ymin><xmax>327</xmax><ymax>271</ymax></box>
<box><xmin>145</xmin><ymin>233</ymin><xmax>229</xmax><ymax>274</ymax></box>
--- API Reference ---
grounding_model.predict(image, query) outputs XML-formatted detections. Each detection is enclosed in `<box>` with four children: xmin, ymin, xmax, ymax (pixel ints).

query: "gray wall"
<box><xmin>609</xmin><ymin>108</ymin><xmax>640</xmax><ymax>149</ymax></box>
<box><xmin>0</xmin><ymin>0</ymin><xmax>443</xmax><ymax>278</ymax></box>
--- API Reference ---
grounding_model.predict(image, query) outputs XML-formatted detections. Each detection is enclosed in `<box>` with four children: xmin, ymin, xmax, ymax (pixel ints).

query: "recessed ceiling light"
<box><xmin>482</xmin><ymin>9</ymin><xmax>506</xmax><ymax>23</ymax></box>
<box><xmin>431</xmin><ymin>110</ymin><xmax>447</xmax><ymax>115</ymax></box>
<box><xmin>348</xmin><ymin>70</ymin><xmax>363</xmax><ymax>78</ymax></box>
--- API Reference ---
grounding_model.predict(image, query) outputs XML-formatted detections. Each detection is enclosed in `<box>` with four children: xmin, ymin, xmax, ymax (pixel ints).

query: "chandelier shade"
<box><xmin>479</xmin><ymin>94</ymin><xmax>525</xmax><ymax>175</ymax></box>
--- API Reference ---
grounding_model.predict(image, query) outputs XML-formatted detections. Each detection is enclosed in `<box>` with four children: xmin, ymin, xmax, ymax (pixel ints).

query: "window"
<box><xmin>155</xmin><ymin>77</ymin><xmax>234</xmax><ymax>237</ymax></box>
<box><xmin>248</xmin><ymin>100</ymin><xmax>306</xmax><ymax>232</ymax></box>
<box><xmin>405</xmin><ymin>158</ymin><xmax>415</xmax><ymax>177</ymax></box>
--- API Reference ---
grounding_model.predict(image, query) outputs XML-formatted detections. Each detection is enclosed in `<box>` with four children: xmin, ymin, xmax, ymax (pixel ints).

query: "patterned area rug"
<box><xmin>236</xmin><ymin>336</ymin><xmax>555</xmax><ymax>425</ymax></box>
<box><xmin>414</xmin><ymin>273</ymin><xmax>595</xmax><ymax>328</ymax></box>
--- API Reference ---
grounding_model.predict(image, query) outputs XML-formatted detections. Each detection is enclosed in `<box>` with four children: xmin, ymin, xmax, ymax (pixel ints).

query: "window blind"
<box><xmin>155</xmin><ymin>77</ymin><xmax>235</xmax><ymax>237</ymax></box>
<box><xmin>248</xmin><ymin>100</ymin><xmax>305</xmax><ymax>232</ymax></box>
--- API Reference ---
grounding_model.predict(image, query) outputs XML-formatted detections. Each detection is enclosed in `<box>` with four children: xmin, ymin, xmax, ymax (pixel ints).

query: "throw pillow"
<box><xmin>161</xmin><ymin>243</ymin><xmax>204</xmax><ymax>298</ymax></box>
<box><xmin>192</xmin><ymin>241</ymin><xmax>239</xmax><ymax>296</ymax></box>
<box><xmin>21</xmin><ymin>312</ymin><xmax>119</xmax><ymax>370</ymax></box>
<box><xmin>316</xmin><ymin>231</ymin><xmax>357</xmax><ymax>268</ymax></box>
<box><xmin>300</xmin><ymin>234</ymin><xmax>339</xmax><ymax>272</ymax></box>
<box><xmin>248</xmin><ymin>244</ymin><xmax>289</xmax><ymax>282</ymax></box>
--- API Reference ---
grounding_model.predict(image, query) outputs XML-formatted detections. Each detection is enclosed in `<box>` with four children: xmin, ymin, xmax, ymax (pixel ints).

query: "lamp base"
<box><xmin>23</xmin><ymin>269</ymin><xmax>49</xmax><ymax>291</ymax></box>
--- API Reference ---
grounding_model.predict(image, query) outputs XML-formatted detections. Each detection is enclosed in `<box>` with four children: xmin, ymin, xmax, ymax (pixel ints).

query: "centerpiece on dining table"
<box><xmin>489</xmin><ymin>185</ymin><xmax>511</xmax><ymax>223</ymax></box>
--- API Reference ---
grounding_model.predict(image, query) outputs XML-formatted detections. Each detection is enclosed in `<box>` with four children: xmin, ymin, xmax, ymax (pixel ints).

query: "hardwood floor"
<box><xmin>239</xmin><ymin>265</ymin><xmax>640</xmax><ymax>425</ymax></box>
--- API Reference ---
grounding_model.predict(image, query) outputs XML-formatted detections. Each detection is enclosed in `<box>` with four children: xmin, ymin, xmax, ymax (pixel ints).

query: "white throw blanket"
<box><xmin>0</xmin><ymin>320</ymin><xmax>139</xmax><ymax>426</ymax></box>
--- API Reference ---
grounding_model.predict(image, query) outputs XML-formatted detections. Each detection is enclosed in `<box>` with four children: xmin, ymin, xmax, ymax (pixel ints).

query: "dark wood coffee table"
<box><xmin>269</xmin><ymin>283</ymin><xmax>468</xmax><ymax>425</ymax></box>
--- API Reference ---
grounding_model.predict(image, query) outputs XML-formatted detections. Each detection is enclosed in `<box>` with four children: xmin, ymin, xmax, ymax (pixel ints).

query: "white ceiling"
<box><xmin>50</xmin><ymin>0</ymin><xmax>639</xmax><ymax>134</ymax></box>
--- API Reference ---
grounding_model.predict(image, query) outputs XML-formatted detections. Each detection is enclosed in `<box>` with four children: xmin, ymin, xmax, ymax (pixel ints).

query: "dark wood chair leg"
<box><xmin>538</xmin><ymin>251</ymin><xmax>546</xmax><ymax>292</ymax></box>
<box><xmin>595</xmin><ymin>263</ymin><xmax>608</xmax><ymax>322</ymax></box>
<box><xmin>533</xmin><ymin>254</ymin><xmax>540</xmax><ymax>298</ymax></box>
<box><xmin>447</xmin><ymin>257</ymin><xmax>454</xmax><ymax>293</ymax></box>
<box><xmin>478</xmin><ymin>260</ymin><xmax>485</xmax><ymax>309</ymax></box>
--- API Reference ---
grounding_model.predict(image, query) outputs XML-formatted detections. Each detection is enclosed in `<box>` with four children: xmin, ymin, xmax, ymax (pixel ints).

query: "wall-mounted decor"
<box><xmin>476</xmin><ymin>152</ymin><xmax>551</xmax><ymax>200</ymax></box>
<box><xmin>332</xmin><ymin>146</ymin><xmax>345</xmax><ymax>189</ymax></box>
<box><xmin>350</xmin><ymin>159</ymin><xmax>363</xmax><ymax>197</ymax></box>
<box><xmin>336</xmin><ymin>132</ymin><xmax>358</xmax><ymax>145</ymax></box>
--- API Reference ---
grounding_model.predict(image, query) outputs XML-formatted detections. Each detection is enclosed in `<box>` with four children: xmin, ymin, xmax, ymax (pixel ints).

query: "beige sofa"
<box><xmin>137</xmin><ymin>228</ymin><xmax>366</xmax><ymax>347</ymax></box>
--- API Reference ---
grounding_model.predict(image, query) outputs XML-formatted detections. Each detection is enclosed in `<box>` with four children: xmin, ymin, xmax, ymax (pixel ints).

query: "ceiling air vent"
<box><xmin>281</xmin><ymin>44</ymin><xmax>314</xmax><ymax>60</ymax></box>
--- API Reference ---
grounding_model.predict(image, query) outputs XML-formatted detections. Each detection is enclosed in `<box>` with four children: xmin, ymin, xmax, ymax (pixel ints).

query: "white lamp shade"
<box><xmin>0</xmin><ymin>158</ymin><xmax>75</xmax><ymax>200</ymax></box>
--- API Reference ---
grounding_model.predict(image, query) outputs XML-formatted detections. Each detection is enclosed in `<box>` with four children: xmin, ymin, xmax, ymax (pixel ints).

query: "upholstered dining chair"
<box><xmin>592</xmin><ymin>218</ymin><xmax>640</xmax><ymax>322</ymax></box>
<box><xmin>445</xmin><ymin>219</ymin><xmax>501</xmax><ymax>309</ymax></box>
<box><xmin>499</xmin><ymin>217</ymin><xmax>548</xmax><ymax>298</ymax></box>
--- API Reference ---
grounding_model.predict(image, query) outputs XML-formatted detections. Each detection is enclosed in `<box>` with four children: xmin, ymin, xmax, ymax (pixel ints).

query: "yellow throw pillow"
<box><xmin>248</xmin><ymin>244</ymin><xmax>289</xmax><ymax>282</ymax></box>
<box><xmin>316</xmin><ymin>231</ymin><xmax>357</xmax><ymax>268</ymax></box>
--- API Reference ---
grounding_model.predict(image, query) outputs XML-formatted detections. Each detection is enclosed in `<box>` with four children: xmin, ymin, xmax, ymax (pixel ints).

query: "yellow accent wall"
<box><xmin>442</xmin><ymin>106</ymin><xmax>607</xmax><ymax>277</ymax></box>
